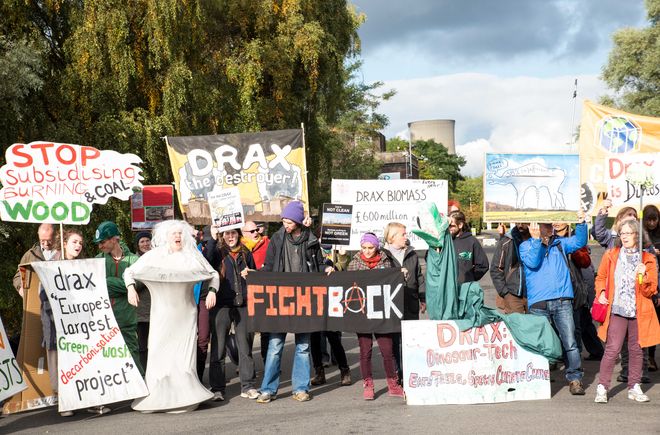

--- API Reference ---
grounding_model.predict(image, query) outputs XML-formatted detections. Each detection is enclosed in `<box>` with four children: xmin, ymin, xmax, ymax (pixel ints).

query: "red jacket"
<box><xmin>252</xmin><ymin>236</ymin><xmax>270</xmax><ymax>270</ymax></box>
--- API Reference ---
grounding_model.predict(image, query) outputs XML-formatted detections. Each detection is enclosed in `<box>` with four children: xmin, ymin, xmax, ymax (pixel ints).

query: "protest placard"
<box><xmin>0</xmin><ymin>142</ymin><xmax>143</xmax><ymax>224</ymax></box>
<box><xmin>484</xmin><ymin>153</ymin><xmax>580</xmax><ymax>222</ymax></box>
<box><xmin>131</xmin><ymin>185</ymin><xmax>174</xmax><ymax>230</ymax></box>
<box><xmin>0</xmin><ymin>316</ymin><xmax>27</xmax><ymax>403</ymax></box>
<box><xmin>604</xmin><ymin>153</ymin><xmax>660</xmax><ymax>206</ymax></box>
<box><xmin>31</xmin><ymin>259</ymin><xmax>148</xmax><ymax>412</ymax></box>
<box><xmin>165</xmin><ymin>129</ymin><xmax>308</xmax><ymax>224</ymax></box>
<box><xmin>402</xmin><ymin>320</ymin><xmax>550</xmax><ymax>405</ymax></box>
<box><xmin>247</xmin><ymin>269</ymin><xmax>404</xmax><ymax>334</ymax></box>
<box><xmin>320</xmin><ymin>203</ymin><xmax>352</xmax><ymax>245</ymax></box>
<box><xmin>331</xmin><ymin>179</ymin><xmax>447</xmax><ymax>250</ymax></box>
<box><xmin>207</xmin><ymin>187</ymin><xmax>245</xmax><ymax>232</ymax></box>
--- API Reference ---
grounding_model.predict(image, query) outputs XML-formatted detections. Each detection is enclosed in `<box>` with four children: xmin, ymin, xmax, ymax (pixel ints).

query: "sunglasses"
<box><xmin>245</xmin><ymin>229</ymin><xmax>259</xmax><ymax>234</ymax></box>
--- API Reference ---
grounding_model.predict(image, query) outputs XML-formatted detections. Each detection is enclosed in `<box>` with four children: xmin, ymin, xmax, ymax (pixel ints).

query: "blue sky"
<box><xmin>350</xmin><ymin>0</ymin><xmax>648</xmax><ymax>175</ymax></box>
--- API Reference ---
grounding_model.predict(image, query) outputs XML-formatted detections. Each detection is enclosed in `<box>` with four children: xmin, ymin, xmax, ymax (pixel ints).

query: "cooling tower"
<box><xmin>408</xmin><ymin>119</ymin><xmax>455</xmax><ymax>154</ymax></box>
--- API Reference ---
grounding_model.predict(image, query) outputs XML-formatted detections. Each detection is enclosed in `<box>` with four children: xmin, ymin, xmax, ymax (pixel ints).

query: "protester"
<box><xmin>489</xmin><ymin>223</ymin><xmax>529</xmax><ymax>314</ymax></box>
<box><xmin>125</xmin><ymin>220</ymin><xmax>218</xmax><ymax>413</ymax></box>
<box><xmin>256</xmin><ymin>201</ymin><xmax>332</xmax><ymax>403</ymax></box>
<box><xmin>134</xmin><ymin>231</ymin><xmax>152</xmax><ymax>370</ymax></box>
<box><xmin>208</xmin><ymin>228</ymin><xmax>258</xmax><ymax>401</ymax></box>
<box><xmin>519</xmin><ymin>213</ymin><xmax>588</xmax><ymax>395</ymax></box>
<box><xmin>448</xmin><ymin>200</ymin><xmax>461</xmax><ymax>213</ymax></box>
<box><xmin>594</xmin><ymin>218</ymin><xmax>660</xmax><ymax>403</ymax></box>
<box><xmin>347</xmin><ymin>232</ymin><xmax>403</xmax><ymax>400</ymax></box>
<box><xmin>95</xmin><ymin>221</ymin><xmax>143</xmax><ymax>378</ymax></box>
<box><xmin>553</xmin><ymin>222</ymin><xmax>604</xmax><ymax>361</ymax></box>
<box><xmin>642</xmin><ymin>204</ymin><xmax>660</xmax><ymax>372</ymax></box>
<box><xmin>448</xmin><ymin>210</ymin><xmax>489</xmax><ymax>285</ymax></box>
<box><xmin>382</xmin><ymin>221</ymin><xmax>425</xmax><ymax>383</ymax></box>
<box><xmin>13</xmin><ymin>223</ymin><xmax>55</xmax><ymax>297</ymax></box>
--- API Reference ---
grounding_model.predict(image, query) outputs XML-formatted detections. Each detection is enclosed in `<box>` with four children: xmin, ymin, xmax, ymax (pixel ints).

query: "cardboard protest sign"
<box><xmin>579</xmin><ymin>101</ymin><xmax>660</xmax><ymax>213</ymax></box>
<box><xmin>320</xmin><ymin>203</ymin><xmax>352</xmax><ymax>245</ymax></box>
<box><xmin>247</xmin><ymin>269</ymin><xmax>404</xmax><ymax>334</ymax></box>
<box><xmin>0</xmin><ymin>142</ymin><xmax>143</xmax><ymax>224</ymax></box>
<box><xmin>604</xmin><ymin>153</ymin><xmax>659</xmax><ymax>206</ymax></box>
<box><xmin>0</xmin><ymin>316</ymin><xmax>27</xmax><ymax>403</ymax></box>
<box><xmin>31</xmin><ymin>259</ymin><xmax>148</xmax><ymax>412</ymax></box>
<box><xmin>331</xmin><ymin>179</ymin><xmax>447</xmax><ymax>250</ymax></box>
<box><xmin>483</xmin><ymin>153</ymin><xmax>580</xmax><ymax>222</ymax></box>
<box><xmin>165</xmin><ymin>129</ymin><xmax>308</xmax><ymax>224</ymax></box>
<box><xmin>402</xmin><ymin>320</ymin><xmax>550</xmax><ymax>405</ymax></box>
<box><xmin>208</xmin><ymin>187</ymin><xmax>245</xmax><ymax>232</ymax></box>
<box><xmin>131</xmin><ymin>185</ymin><xmax>174</xmax><ymax>230</ymax></box>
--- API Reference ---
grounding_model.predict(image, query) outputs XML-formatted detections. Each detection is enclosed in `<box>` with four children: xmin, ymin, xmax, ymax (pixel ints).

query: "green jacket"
<box><xmin>96</xmin><ymin>241</ymin><xmax>139</xmax><ymax>328</ymax></box>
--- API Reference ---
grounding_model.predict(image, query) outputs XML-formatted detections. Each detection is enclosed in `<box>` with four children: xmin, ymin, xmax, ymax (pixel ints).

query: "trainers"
<box><xmin>594</xmin><ymin>384</ymin><xmax>608</xmax><ymax>403</ymax></box>
<box><xmin>60</xmin><ymin>410</ymin><xmax>74</xmax><ymax>417</ymax></box>
<box><xmin>292</xmin><ymin>391</ymin><xmax>311</xmax><ymax>402</ymax></box>
<box><xmin>240</xmin><ymin>389</ymin><xmax>259</xmax><ymax>399</ymax></box>
<box><xmin>211</xmin><ymin>391</ymin><xmax>225</xmax><ymax>402</ymax></box>
<box><xmin>568</xmin><ymin>380</ymin><xmax>585</xmax><ymax>395</ymax></box>
<box><xmin>628</xmin><ymin>384</ymin><xmax>650</xmax><ymax>402</ymax></box>
<box><xmin>363</xmin><ymin>379</ymin><xmax>375</xmax><ymax>401</ymax></box>
<box><xmin>256</xmin><ymin>392</ymin><xmax>275</xmax><ymax>403</ymax></box>
<box><xmin>340</xmin><ymin>368</ymin><xmax>352</xmax><ymax>386</ymax></box>
<box><xmin>87</xmin><ymin>406</ymin><xmax>111</xmax><ymax>414</ymax></box>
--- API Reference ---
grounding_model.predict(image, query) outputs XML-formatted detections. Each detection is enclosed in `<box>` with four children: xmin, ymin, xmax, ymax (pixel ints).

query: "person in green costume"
<box><xmin>95</xmin><ymin>221</ymin><xmax>144</xmax><ymax>376</ymax></box>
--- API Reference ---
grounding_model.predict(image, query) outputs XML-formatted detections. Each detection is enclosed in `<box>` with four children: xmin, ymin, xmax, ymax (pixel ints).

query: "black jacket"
<box><xmin>383</xmin><ymin>246</ymin><xmax>425</xmax><ymax>320</ymax></box>
<box><xmin>452</xmin><ymin>232</ymin><xmax>489</xmax><ymax>285</ymax></box>
<box><xmin>261</xmin><ymin>226</ymin><xmax>326</xmax><ymax>272</ymax></box>
<box><xmin>217</xmin><ymin>246</ymin><xmax>256</xmax><ymax>307</ymax></box>
<box><xmin>489</xmin><ymin>228</ymin><xmax>525</xmax><ymax>298</ymax></box>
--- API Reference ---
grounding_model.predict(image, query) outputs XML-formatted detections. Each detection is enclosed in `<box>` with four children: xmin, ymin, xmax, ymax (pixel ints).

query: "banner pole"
<box><xmin>59</xmin><ymin>222</ymin><xmax>64</xmax><ymax>256</ymax></box>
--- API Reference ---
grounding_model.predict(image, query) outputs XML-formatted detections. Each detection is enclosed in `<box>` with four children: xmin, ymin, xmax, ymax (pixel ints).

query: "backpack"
<box><xmin>557</xmin><ymin>243</ymin><xmax>588</xmax><ymax>309</ymax></box>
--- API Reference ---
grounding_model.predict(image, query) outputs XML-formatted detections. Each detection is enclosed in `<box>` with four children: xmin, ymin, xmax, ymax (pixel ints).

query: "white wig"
<box><xmin>151</xmin><ymin>220</ymin><xmax>198</xmax><ymax>252</ymax></box>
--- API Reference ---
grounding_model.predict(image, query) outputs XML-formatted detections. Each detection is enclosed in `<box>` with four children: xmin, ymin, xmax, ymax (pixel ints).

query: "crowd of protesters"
<box><xmin>10</xmin><ymin>197</ymin><xmax>660</xmax><ymax>414</ymax></box>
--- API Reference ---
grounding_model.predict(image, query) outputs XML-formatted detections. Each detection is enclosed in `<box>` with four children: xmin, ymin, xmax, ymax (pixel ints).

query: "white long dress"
<box><xmin>124</xmin><ymin>247</ymin><xmax>219</xmax><ymax>412</ymax></box>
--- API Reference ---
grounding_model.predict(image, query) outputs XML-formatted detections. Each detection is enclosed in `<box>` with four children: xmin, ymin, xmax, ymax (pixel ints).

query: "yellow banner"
<box><xmin>579</xmin><ymin>100</ymin><xmax>660</xmax><ymax>211</ymax></box>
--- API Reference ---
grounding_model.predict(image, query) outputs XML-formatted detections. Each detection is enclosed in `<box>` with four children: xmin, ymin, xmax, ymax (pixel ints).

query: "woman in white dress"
<box><xmin>125</xmin><ymin>220</ymin><xmax>218</xmax><ymax>413</ymax></box>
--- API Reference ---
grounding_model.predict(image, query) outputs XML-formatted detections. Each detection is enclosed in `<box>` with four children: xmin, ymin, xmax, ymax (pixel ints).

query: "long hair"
<box><xmin>55</xmin><ymin>228</ymin><xmax>85</xmax><ymax>259</ymax></box>
<box><xmin>151</xmin><ymin>220</ymin><xmax>197</xmax><ymax>252</ymax></box>
<box><xmin>643</xmin><ymin>204</ymin><xmax>660</xmax><ymax>244</ymax></box>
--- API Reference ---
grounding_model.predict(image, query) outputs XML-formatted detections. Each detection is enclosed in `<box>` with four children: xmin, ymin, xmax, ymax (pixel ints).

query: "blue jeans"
<box><xmin>530</xmin><ymin>299</ymin><xmax>583</xmax><ymax>382</ymax></box>
<box><xmin>260</xmin><ymin>333</ymin><xmax>311</xmax><ymax>395</ymax></box>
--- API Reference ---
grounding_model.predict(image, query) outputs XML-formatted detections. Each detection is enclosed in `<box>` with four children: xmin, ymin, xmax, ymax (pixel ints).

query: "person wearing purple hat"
<box><xmin>256</xmin><ymin>201</ymin><xmax>333</xmax><ymax>404</ymax></box>
<box><xmin>347</xmin><ymin>232</ymin><xmax>404</xmax><ymax>400</ymax></box>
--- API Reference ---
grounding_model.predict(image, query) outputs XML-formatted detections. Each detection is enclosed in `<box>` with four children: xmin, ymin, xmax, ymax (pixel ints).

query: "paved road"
<box><xmin>2</xmin><ymin>238</ymin><xmax>659</xmax><ymax>434</ymax></box>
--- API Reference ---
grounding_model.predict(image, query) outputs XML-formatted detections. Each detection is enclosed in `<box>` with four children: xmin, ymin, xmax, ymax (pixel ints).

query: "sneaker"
<box><xmin>363</xmin><ymin>379</ymin><xmax>375</xmax><ymax>401</ymax></box>
<box><xmin>292</xmin><ymin>391</ymin><xmax>311</xmax><ymax>402</ymax></box>
<box><xmin>240</xmin><ymin>389</ymin><xmax>259</xmax><ymax>399</ymax></box>
<box><xmin>60</xmin><ymin>410</ymin><xmax>74</xmax><ymax>417</ymax></box>
<box><xmin>256</xmin><ymin>392</ymin><xmax>275</xmax><ymax>403</ymax></box>
<box><xmin>628</xmin><ymin>384</ymin><xmax>650</xmax><ymax>402</ymax></box>
<box><xmin>568</xmin><ymin>380</ymin><xmax>585</xmax><ymax>395</ymax></box>
<box><xmin>340</xmin><ymin>368</ymin><xmax>352</xmax><ymax>386</ymax></box>
<box><xmin>594</xmin><ymin>384</ymin><xmax>608</xmax><ymax>404</ymax></box>
<box><xmin>211</xmin><ymin>391</ymin><xmax>225</xmax><ymax>402</ymax></box>
<box><xmin>87</xmin><ymin>406</ymin><xmax>111</xmax><ymax>414</ymax></box>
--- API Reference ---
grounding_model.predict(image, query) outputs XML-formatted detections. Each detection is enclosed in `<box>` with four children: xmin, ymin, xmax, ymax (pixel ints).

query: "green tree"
<box><xmin>602</xmin><ymin>0</ymin><xmax>660</xmax><ymax>115</ymax></box>
<box><xmin>453</xmin><ymin>176</ymin><xmax>483</xmax><ymax>229</ymax></box>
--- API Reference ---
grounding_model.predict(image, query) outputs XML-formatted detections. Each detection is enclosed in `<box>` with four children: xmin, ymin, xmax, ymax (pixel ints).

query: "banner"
<box><xmin>0</xmin><ymin>142</ymin><xmax>143</xmax><ymax>224</ymax></box>
<box><xmin>165</xmin><ymin>129</ymin><xmax>308</xmax><ymax>224</ymax></box>
<box><xmin>483</xmin><ymin>153</ymin><xmax>580</xmax><ymax>222</ymax></box>
<box><xmin>31</xmin><ymin>259</ymin><xmax>148</xmax><ymax>412</ymax></box>
<box><xmin>208</xmin><ymin>187</ymin><xmax>245</xmax><ymax>232</ymax></box>
<box><xmin>131</xmin><ymin>185</ymin><xmax>174</xmax><ymax>230</ymax></box>
<box><xmin>247</xmin><ymin>269</ymin><xmax>404</xmax><ymax>333</ymax></box>
<box><xmin>331</xmin><ymin>179</ymin><xmax>448</xmax><ymax>250</ymax></box>
<box><xmin>605</xmin><ymin>153</ymin><xmax>659</xmax><ymax>206</ymax></box>
<box><xmin>0</xmin><ymin>316</ymin><xmax>27</xmax><ymax>403</ymax></box>
<box><xmin>402</xmin><ymin>320</ymin><xmax>550</xmax><ymax>405</ymax></box>
<box><xmin>320</xmin><ymin>203</ymin><xmax>352</xmax><ymax>245</ymax></box>
<box><xmin>579</xmin><ymin>100</ymin><xmax>660</xmax><ymax>212</ymax></box>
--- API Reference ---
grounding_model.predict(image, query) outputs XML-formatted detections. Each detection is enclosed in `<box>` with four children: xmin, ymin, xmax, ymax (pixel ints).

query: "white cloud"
<box><xmin>379</xmin><ymin>73</ymin><xmax>609</xmax><ymax>177</ymax></box>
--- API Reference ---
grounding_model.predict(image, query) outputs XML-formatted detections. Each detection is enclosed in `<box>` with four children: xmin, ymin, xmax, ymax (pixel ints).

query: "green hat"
<box><xmin>94</xmin><ymin>221</ymin><xmax>120</xmax><ymax>243</ymax></box>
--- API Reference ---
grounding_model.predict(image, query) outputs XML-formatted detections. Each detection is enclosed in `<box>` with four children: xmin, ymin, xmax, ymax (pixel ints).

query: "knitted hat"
<box><xmin>281</xmin><ymin>201</ymin><xmax>304</xmax><ymax>224</ymax></box>
<box><xmin>135</xmin><ymin>231</ymin><xmax>152</xmax><ymax>243</ymax></box>
<box><xmin>360</xmin><ymin>232</ymin><xmax>380</xmax><ymax>249</ymax></box>
<box><xmin>94</xmin><ymin>221</ymin><xmax>120</xmax><ymax>243</ymax></box>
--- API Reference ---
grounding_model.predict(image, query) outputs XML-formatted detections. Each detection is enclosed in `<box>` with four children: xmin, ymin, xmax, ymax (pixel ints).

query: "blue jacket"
<box><xmin>519</xmin><ymin>222</ymin><xmax>588</xmax><ymax>307</ymax></box>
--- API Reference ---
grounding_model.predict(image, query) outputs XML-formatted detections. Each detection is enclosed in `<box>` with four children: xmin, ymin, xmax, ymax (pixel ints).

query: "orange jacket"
<box><xmin>595</xmin><ymin>248</ymin><xmax>660</xmax><ymax>348</ymax></box>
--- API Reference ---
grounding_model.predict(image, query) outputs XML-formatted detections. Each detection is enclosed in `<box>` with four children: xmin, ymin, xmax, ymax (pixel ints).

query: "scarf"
<box><xmin>613</xmin><ymin>247</ymin><xmax>639</xmax><ymax>318</ymax></box>
<box><xmin>242</xmin><ymin>236</ymin><xmax>260</xmax><ymax>251</ymax></box>
<box><xmin>386</xmin><ymin>244</ymin><xmax>406</xmax><ymax>266</ymax></box>
<box><xmin>360</xmin><ymin>252</ymin><xmax>382</xmax><ymax>269</ymax></box>
<box><xmin>228</xmin><ymin>244</ymin><xmax>242</xmax><ymax>260</ymax></box>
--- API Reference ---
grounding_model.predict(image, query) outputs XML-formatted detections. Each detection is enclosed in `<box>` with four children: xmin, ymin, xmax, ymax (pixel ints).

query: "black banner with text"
<box><xmin>247</xmin><ymin>269</ymin><xmax>404</xmax><ymax>333</ymax></box>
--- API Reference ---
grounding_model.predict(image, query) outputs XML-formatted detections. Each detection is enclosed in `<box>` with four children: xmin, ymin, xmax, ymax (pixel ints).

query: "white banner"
<box><xmin>331</xmin><ymin>179</ymin><xmax>448</xmax><ymax>250</ymax></box>
<box><xmin>402</xmin><ymin>320</ymin><xmax>550</xmax><ymax>405</ymax></box>
<box><xmin>0</xmin><ymin>316</ymin><xmax>27</xmax><ymax>403</ymax></box>
<box><xmin>208</xmin><ymin>187</ymin><xmax>245</xmax><ymax>232</ymax></box>
<box><xmin>604</xmin><ymin>153</ymin><xmax>659</xmax><ymax>205</ymax></box>
<box><xmin>31</xmin><ymin>259</ymin><xmax>147</xmax><ymax>412</ymax></box>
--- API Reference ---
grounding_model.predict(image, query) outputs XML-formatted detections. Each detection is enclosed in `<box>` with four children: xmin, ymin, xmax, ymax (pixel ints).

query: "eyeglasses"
<box><xmin>619</xmin><ymin>231</ymin><xmax>635</xmax><ymax>236</ymax></box>
<box><xmin>245</xmin><ymin>229</ymin><xmax>259</xmax><ymax>233</ymax></box>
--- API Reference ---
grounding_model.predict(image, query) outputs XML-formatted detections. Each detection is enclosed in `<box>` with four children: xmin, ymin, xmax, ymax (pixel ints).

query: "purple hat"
<box><xmin>281</xmin><ymin>201</ymin><xmax>305</xmax><ymax>225</ymax></box>
<box><xmin>360</xmin><ymin>232</ymin><xmax>380</xmax><ymax>249</ymax></box>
